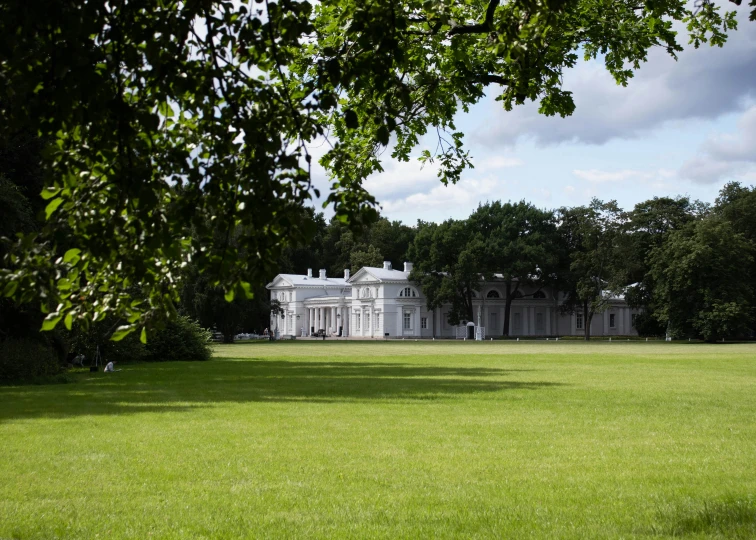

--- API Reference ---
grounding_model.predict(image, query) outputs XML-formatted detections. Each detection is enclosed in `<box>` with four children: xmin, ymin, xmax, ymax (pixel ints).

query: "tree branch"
<box><xmin>448</xmin><ymin>0</ymin><xmax>500</xmax><ymax>36</ymax></box>
<box><xmin>475</xmin><ymin>73</ymin><xmax>510</xmax><ymax>85</ymax></box>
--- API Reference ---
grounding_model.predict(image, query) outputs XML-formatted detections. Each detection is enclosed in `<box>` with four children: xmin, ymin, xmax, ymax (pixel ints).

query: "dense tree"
<box><xmin>1</xmin><ymin>0</ymin><xmax>749</xmax><ymax>338</ymax></box>
<box><xmin>622</xmin><ymin>196</ymin><xmax>707</xmax><ymax>336</ymax></box>
<box><xmin>409</xmin><ymin>219</ymin><xmax>483</xmax><ymax>325</ymax></box>
<box><xmin>650</xmin><ymin>218</ymin><xmax>755</xmax><ymax>341</ymax></box>
<box><xmin>180</xmin><ymin>266</ymin><xmax>269</xmax><ymax>342</ymax></box>
<box><xmin>468</xmin><ymin>201</ymin><xmax>557</xmax><ymax>336</ymax></box>
<box><xmin>558</xmin><ymin>200</ymin><xmax>626</xmax><ymax>340</ymax></box>
<box><xmin>350</xmin><ymin>244</ymin><xmax>384</xmax><ymax>270</ymax></box>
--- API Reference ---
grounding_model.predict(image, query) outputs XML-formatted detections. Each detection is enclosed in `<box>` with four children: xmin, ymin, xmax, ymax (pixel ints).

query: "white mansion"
<box><xmin>267</xmin><ymin>261</ymin><xmax>639</xmax><ymax>339</ymax></box>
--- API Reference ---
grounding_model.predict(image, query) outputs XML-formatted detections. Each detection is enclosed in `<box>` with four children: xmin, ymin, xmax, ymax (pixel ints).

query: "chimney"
<box><xmin>319</xmin><ymin>268</ymin><xmax>327</xmax><ymax>280</ymax></box>
<box><xmin>404</xmin><ymin>261</ymin><xmax>413</xmax><ymax>273</ymax></box>
<box><xmin>307</xmin><ymin>268</ymin><xmax>312</xmax><ymax>278</ymax></box>
<box><xmin>344</xmin><ymin>269</ymin><xmax>350</xmax><ymax>280</ymax></box>
<box><xmin>383</xmin><ymin>261</ymin><xmax>392</xmax><ymax>270</ymax></box>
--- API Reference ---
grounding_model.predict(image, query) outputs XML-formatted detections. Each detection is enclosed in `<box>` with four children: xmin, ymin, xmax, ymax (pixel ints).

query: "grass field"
<box><xmin>1</xmin><ymin>341</ymin><xmax>755</xmax><ymax>539</ymax></box>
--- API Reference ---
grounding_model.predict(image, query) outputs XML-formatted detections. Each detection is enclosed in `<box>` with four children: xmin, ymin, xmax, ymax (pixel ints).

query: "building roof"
<box><xmin>267</xmin><ymin>274</ymin><xmax>350</xmax><ymax>288</ymax></box>
<box><xmin>349</xmin><ymin>266</ymin><xmax>410</xmax><ymax>283</ymax></box>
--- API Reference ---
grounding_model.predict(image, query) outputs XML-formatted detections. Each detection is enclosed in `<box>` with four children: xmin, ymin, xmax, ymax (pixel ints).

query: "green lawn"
<box><xmin>1</xmin><ymin>342</ymin><xmax>755</xmax><ymax>539</ymax></box>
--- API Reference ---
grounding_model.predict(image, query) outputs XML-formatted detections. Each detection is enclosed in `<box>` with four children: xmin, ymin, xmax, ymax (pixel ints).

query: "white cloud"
<box><xmin>572</xmin><ymin>168</ymin><xmax>678</xmax><ymax>187</ymax></box>
<box><xmin>573</xmin><ymin>169</ymin><xmax>653</xmax><ymax>183</ymax></box>
<box><xmin>381</xmin><ymin>174</ymin><xmax>508</xmax><ymax>219</ymax></box>
<box><xmin>473</xmin><ymin>8</ymin><xmax>756</xmax><ymax>147</ymax></box>
<box><xmin>678</xmin><ymin>105</ymin><xmax>756</xmax><ymax>184</ymax></box>
<box><xmin>475</xmin><ymin>155</ymin><xmax>524</xmax><ymax>171</ymax></box>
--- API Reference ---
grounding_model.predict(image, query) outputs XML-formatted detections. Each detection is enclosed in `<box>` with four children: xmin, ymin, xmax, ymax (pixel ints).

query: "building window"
<box><xmin>403</xmin><ymin>312</ymin><xmax>412</xmax><ymax>330</ymax></box>
<box><xmin>400</xmin><ymin>287</ymin><xmax>417</xmax><ymax>298</ymax></box>
<box><xmin>609</xmin><ymin>313</ymin><xmax>616</xmax><ymax>328</ymax></box>
<box><xmin>486</xmin><ymin>290</ymin><xmax>500</xmax><ymax>298</ymax></box>
<box><xmin>631</xmin><ymin>314</ymin><xmax>638</xmax><ymax>328</ymax></box>
<box><xmin>533</xmin><ymin>290</ymin><xmax>546</xmax><ymax>299</ymax></box>
<box><xmin>355</xmin><ymin>313</ymin><xmax>361</xmax><ymax>331</ymax></box>
<box><xmin>421</xmin><ymin>317</ymin><xmax>427</xmax><ymax>329</ymax></box>
<box><xmin>376</xmin><ymin>313</ymin><xmax>381</xmax><ymax>329</ymax></box>
<box><xmin>489</xmin><ymin>312</ymin><xmax>497</xmax><ymax>331</ymax></box>
<box><xmin>365</xmin><ymin>313</ymin><xmax>370</xmax><ymax>330</ymax></box>
<box><xmin>536</xmin><ymin>312</ymin><xmax>544</xmax><ymax>333</ymax></box>
<box><xmin>576</xmin><ymin>312</ymin><xmax>584</xmax><ymax>330</ymax></box>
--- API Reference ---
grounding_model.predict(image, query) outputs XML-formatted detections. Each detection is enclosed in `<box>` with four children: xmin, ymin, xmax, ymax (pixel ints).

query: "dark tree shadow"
<box><xmin>0</xmin><ymin>360</ymin><xmax>561</xmax><ymax>421</ymax></box>
<box><xmin>645</xmin><ymin>497</ymin><xmax>756</xmax><ymax>538</ymax></box>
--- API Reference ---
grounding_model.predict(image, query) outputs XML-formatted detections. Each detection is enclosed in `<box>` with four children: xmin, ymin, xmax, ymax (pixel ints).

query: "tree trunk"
<box><xmin>502</xmin><ymin>280</ymin><xmax>517</xmax><ymax>337</ymax></box>
<box><xmin>583</xmin><ymin>300</ymin><xmax>592</xmax><ymax>341</ymax></box>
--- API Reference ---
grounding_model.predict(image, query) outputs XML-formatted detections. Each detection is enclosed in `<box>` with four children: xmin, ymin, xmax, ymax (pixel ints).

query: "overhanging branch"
<box><xmin>448</xmin><ymin>0</ymin><xmax>500</xmax><ymax>36</ymax></box>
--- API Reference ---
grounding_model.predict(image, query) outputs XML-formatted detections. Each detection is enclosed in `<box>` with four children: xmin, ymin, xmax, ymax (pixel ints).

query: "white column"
<box><xmin>571</xmin><ymin>313</ymin><xmax>576</xmax><ymax>336</ymax></box>
<box><xmin>397</xmin><ymin>307</ymin><xmax>403</xmax><ymax>336</ymax></box>
<box><xmin>414</xmin><ymin>308</ymin><xmax>420</xmax><ymax>336</ymax></box>
<box><xmin>619</xmin><ymin>308</ymin><xmax>625</xmax><ymax>335</ymax></box>
<box><xmin>528</xmin><ymin>306</ymin><xmax>536</xmax><ymax>336</ymax></box>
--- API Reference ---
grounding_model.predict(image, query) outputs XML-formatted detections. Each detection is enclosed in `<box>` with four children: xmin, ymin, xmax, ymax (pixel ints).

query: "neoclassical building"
<box><xmin>267</xmin><ymin>261</ymin><xmax>639</xmax><ymax>338</ymax></box>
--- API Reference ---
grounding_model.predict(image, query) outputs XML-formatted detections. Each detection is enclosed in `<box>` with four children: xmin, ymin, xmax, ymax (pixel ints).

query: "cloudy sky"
<box><xmin>309</xmin><ymin>6</ymin><xmax>756</xmax><ymax>224</ymax></box>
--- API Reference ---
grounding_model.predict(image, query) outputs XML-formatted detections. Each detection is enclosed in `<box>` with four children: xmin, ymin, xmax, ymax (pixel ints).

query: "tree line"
<box><xmin>257</xmin><ymin>185</ymin><xmax>756</xmax><ymax>343</ymax></box>
<box><xmin>408</xmin><ymin>190</ymin><xmax>755</xmax><ymax>341</ymax></box>
<box><xmin>194</xmin><ymin>183</ymin><xmax>756</xmax><ymax>343</ymax></box>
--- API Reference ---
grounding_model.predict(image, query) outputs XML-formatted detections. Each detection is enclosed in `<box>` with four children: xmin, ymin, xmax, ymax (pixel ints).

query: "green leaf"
<box><xmin>45</xmin><ymin>198</ymin><xmax>64</xmax><ymax>220</ymax></box>
<box><xmin>63</xmin><ymin>248</ymin><xmax>81</xmax><ymax>265</ymax></box>
<box><xmin>224</xmin><ymin>289</ymin><xmax>235</xmax><ymax>302</ymax></box>
<box><xmin>2</xmin><ymin>280</ymin><xmax>18</xmax><ymax>298</ymax></box>
<box><xmin>57</xmin><ymin>278</ymin><xmax>72</xmax><ymax>291</ymax></box>
<box><xmin>112</xmin><ymin>325</ymin><xmax>135</xmax><ymax>341</ymax></box>
<box><xmin>41</xmin><ymin>312</ymin><xmax>63</xmax><ymax>331</ymax></box>
<box><xmin>41</xmin><ymin>187</ymin><xmax>61</xmax><ymax>200</ymax></box>
<box><xmin>140</xmin><ymin>327</ymin><xmax>148</xmax><ymax>344</ymax></box>
<box><xmin>64</xmin><ymin>312</ymin><xmax>73</xmax><ymax>331</ymax></box>
<box><xmin>240</xmin><ymin>281</ymin><xmax>254</xmax><ymax>299</ymax></box>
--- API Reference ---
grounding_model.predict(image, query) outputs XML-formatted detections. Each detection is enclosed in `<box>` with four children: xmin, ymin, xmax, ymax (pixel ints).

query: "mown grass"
<box><xmin>1</xmin><ymin>341</ymin><xmax>754</xmax><ymax>539</ymax></box>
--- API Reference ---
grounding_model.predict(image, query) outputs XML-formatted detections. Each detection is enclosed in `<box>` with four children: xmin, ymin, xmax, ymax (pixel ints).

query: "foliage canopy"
<box><xmin>0</xmin><ymin>0</ymin><xmax>750</xmax><ymax>339</ymax></box>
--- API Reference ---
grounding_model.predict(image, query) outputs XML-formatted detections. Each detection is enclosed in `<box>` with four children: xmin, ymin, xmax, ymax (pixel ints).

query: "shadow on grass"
<box><xmin>0</xmin><ymin>360</ymin><xmax>561</xmax><ymax>421</ymax></box>
<box><xmin>647</xmin><ymin>497</ymin><xmax>756</xmax><ymax>539</ymax></box>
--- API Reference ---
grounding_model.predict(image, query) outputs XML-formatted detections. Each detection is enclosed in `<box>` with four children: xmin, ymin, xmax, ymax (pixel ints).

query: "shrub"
<box><xmin>0</xmin><ymin>337</ymin><xmax>61</xmax><ymax>382</ymax></box>
<box><xmin>67</xmin><ymin>315</ymin><xmax>211</xmax><ymax>364</ymax></box>
<box><xmin>145</xmin><ymin>316</ymin><xmax>212</xmax><ymax>362</ymax></box>
<box><xmin>68</xmin><ymin>320</ymin><xmax>148</xmax><ymax>366</ymax></box>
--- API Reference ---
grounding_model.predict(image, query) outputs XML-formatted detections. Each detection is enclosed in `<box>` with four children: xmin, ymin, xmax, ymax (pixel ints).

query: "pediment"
<box><xmin>266</xmin><ymin>275</ymin><xmax>293</xmax><ymax>289</ymax></box>
<box><xmin>348</xmin><ymin>268</ymin><xmax>378</xmax><ymax>283</ymax></box>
